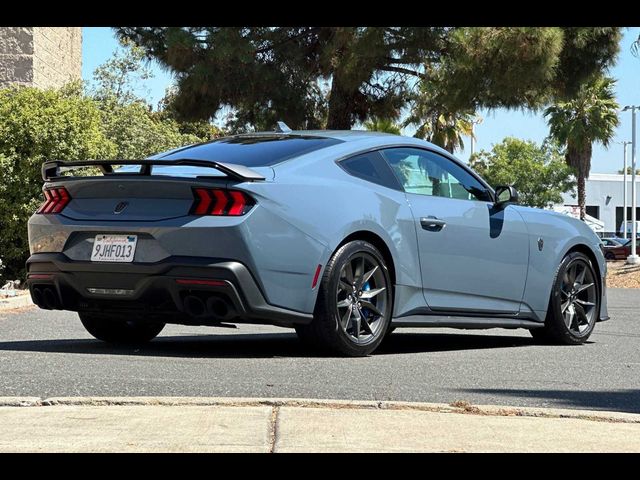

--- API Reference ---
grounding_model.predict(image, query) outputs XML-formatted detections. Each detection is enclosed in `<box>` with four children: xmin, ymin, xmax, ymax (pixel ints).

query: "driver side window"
<box><xmin>380</xmin><ymin>148</ymin><xmax>492</xmax><ymax>202</ymax></box>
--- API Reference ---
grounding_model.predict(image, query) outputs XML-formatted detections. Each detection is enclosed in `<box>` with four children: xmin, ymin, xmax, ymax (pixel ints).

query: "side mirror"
<box><xmin>495</xmin><ymin>185</ymin><xmax>519</xmax><ymax>206</ymax></box>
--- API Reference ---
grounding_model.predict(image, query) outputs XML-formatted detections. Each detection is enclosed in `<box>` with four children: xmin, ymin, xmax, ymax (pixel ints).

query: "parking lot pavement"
<box><xmin>0</xmin><ymin>397</ymin><xmax>639</xmax><ymax>453</ymax></box>
<box><xmin>0</xmin><ymin>288</ymin><xmax>639</xmax><ymax>452</ymax></box>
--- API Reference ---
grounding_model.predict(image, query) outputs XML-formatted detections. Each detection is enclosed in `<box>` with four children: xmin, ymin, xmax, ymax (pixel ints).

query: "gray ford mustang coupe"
<box><xmin>26</xmin><ymin>129</ymin><xmax>608</xmax><ymax>356</ymax></box>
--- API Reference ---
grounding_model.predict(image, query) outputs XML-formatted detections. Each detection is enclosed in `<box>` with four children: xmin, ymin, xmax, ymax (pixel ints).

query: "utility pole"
<box><xmin>469</xmin><ymin>116</ymin><xmax>482</xmax><ymax>160</ymax></box>
<box><xmin>623</xmin><ymin>106</ymin><xmax>639</xmax><ymax>264</ymax></box>
<box><xmin>623</xmin><ymin>141</ymin><xmax>631</xmax><ymax>239</ymax></box>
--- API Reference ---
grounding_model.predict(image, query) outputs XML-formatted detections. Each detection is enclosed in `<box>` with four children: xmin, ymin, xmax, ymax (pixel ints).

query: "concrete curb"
<box><xmin>0</xmin><ymin>397</ymin><xmax>41</xmax><ymax>407</ymax></box>
<box><xmin>1</xmin><ymin>396</ymin><xmax>639</xmax><ymax>424</ymax></box>
<box><xmin>2</xmin><ymin>397</ymin><xmax>639</xmax><ymax>452</ymax></box>
<box><xmin>0</xmin><ymin>293</ymin><xmax>33</xmax><ymax>311</ymax></box>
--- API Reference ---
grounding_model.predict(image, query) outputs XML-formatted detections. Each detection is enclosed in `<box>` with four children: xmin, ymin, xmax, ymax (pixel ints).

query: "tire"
<box><xmin>295</xmin><ymin>240</ymin><xmax>393</xmax><ymax>356</ymax></box>
<box><xmin>530</xmin><ymin>252</ymin><xmax>600</xmax><ymax>345</ymax></box>
<box><xmin>79</xmin><ymin>312</ymin><xmax>165</xmax><ymax>344</ymax></box>
<box><xmin>605</xmin><ymin>251</ymin><xmax>615</xmax><ymax>260</ymax></box>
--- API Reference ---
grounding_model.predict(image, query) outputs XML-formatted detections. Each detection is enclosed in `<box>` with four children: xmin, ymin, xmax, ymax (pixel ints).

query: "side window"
<box><xmin>380</xmin><ymin>148</ymin><xmax>492</xmax><ymax>202</ymax></box>
<box><xmin>339</xmin><ymin>151</ymin><xmax>402</xmax><ymax>190</ymax></box>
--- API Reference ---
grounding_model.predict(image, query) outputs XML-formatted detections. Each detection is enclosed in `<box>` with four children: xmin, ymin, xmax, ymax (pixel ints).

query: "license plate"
<box><xmin>91</xmin><ymin>234</ymin><xmax>138</xmax><ymax>263</ymax></box>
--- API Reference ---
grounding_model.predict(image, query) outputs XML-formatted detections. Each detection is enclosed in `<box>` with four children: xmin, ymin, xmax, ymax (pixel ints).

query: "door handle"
<box><xmin>420</xmin><ymin>216</ymin><xmax>446</xmax><ymax>231</ymax></box>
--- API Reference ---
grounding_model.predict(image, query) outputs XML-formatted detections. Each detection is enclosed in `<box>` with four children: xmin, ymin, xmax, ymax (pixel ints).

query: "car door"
<box><xmin>380</xmin><ymin>147</ymin><xmax>530</xmax><ymax>315</ymax></box>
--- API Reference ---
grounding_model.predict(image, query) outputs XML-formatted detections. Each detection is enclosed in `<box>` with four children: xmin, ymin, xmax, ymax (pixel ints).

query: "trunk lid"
<box><xmin>40</xmin><ymin>160</ymin><xmax>273</xmax><ymax>222</ymax></box>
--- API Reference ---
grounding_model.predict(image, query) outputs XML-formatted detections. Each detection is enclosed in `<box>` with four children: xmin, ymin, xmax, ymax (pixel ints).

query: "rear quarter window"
<box><xmin>339</xmin><ymin>151</ymin><xmax>403</xmax><ymax>191</ymax></box>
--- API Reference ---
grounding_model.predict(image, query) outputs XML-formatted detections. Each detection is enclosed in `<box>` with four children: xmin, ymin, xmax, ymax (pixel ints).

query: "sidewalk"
<box><xmin>1</xmin><ymin>397</ymin><xmax>639</xmax><ymax>452</ymax></box>
<box><xmin>0</xmin><ymin>292</ymin><xmax>33</xmax><ymax>310</ymax></box>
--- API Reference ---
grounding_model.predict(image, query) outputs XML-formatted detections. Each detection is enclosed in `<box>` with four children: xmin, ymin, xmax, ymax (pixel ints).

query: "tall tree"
<box><xmin>364</xmin><ymin>117</ymin><xmax>402</xmax><ymax>135</ymax></box>
<box><xmin>470</xmin><ymin>137</ymin><xmax>576</xmax><ymax>209</ymax></box>
<box><xmin>90</xmin><ymin>40</ymin><xmax>217</xmax><ymax>159</ymax></box>
<box><xmin>631</xmin><ymin>32</ymin><xmax>640</xmax><ymax>57</ymax></box>
<box><xmin>90</xmin><ymin>38</ymin><xmax>153</xmax><ymax>105</ymax></box>
<box><xmin>403</xmin><ymin>82</ymin><xmax>476</xmax><ymax>153</ymax></box>
<box><xmin>544</xmin><ymin>76</ymin><xmax>619</xmax><ymax>220</ymax></box>
<box><xmin>115</xmin><ymin>27</ymin><xmax>621</xmax><ymax>131</ymax></box>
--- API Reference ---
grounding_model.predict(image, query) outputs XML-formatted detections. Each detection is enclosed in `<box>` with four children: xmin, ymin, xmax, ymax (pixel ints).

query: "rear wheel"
<box><xmin>605</xmin><ymin>251</ymin><xmax>615</xmax><ymax>260</ymax></box>
<box><xmin>296</xmin><ymin>240</ymin><xmax>393</xmax><ymax>356</ymax></box>
<box><xmin>79</xmin><ymin>312</ymin><xmax>165</xmax><ymax>344</ymax></box>
<box><xmin>530</xmin><ymin>252</ymin><xmax>599</xmax><ymax>345</ymax></box>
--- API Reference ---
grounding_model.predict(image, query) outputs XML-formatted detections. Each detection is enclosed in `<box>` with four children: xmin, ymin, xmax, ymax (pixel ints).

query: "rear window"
<box><xmin>157</xmin><ymin>135</ymin><xmax>343</xmax><ymax>167</ymax></box>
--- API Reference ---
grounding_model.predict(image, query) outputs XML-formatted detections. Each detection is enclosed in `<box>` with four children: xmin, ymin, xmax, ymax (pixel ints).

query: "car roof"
<box><xmin>239</xmin><ymin>130</ymin><xmax>398</xmax><ymax>142</ymax></box>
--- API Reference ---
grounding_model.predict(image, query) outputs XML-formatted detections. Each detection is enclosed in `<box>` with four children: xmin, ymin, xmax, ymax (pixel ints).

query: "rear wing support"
<box><xmin>41</xmin><ymin>159</ymin><xmax>266</xmax><ymax>182</ymax></box>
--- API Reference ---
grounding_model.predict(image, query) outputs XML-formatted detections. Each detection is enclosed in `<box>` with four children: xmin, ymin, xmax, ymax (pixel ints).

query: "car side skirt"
<box><xmin>391</xmin><ymin>315</ymin><xmax>544</xmax><ymax>330</ymax></box>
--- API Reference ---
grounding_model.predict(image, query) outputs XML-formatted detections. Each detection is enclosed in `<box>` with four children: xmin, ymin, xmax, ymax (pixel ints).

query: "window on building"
<box><xmin>615</xmin><ymin>206</ymin><xmax>640</xmax><ymax>234</ymax></box>
<box><xmin>585</xmin><ymin>206</ymin><xmax>600</xmax><ymax>219</ymax></box>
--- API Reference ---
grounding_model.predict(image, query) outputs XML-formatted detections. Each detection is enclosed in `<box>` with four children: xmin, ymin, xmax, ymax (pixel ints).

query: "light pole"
<box><xmin>469</xmin><ymin>116</ymin><xmax>483</xmax><ymax>159</ymax></box>
<box><xmin>623</xmin><ymin>106</ymin><xmax>639</xmax><ymax>264</ymax></box>
<box><xmin>622</xmin><ymin>141</ymin><xmax>631</xmax><ymax>239</ymax></box>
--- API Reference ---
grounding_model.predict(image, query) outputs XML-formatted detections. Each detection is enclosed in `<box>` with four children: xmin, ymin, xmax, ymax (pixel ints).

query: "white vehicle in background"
<box><xmin>618</xmin><ymin>220</ymin><xmax>640</xmax><ymax>237</ymax></box>
<box><xmin>551</xmin><ymin>206</ymin><xmax>604</xmax><ymax>235</ymax></box>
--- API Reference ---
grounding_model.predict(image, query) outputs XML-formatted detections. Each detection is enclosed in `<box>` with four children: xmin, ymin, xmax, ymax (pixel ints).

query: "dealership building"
<box><xmin>557</xmin><ymin>173</ymin><xmax>640</xmax><ymax>237</ymax></box>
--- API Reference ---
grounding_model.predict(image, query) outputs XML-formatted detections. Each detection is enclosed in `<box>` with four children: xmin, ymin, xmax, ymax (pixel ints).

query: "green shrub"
<box><xmin>98</xmin><ymin>99</ymin><xmax>206</xmax><ymax>159</ymax></box>
<box><xmin>0</xmin><ymin>87</ymin><xmax>115</xmax><ymax>280</ymax></box>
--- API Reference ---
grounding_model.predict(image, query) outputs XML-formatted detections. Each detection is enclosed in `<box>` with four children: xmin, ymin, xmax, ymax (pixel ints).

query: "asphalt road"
<box><xmin>1</xmin><ymin>288</ymin><xmax>639</xmax><ymax>413</ymax></box>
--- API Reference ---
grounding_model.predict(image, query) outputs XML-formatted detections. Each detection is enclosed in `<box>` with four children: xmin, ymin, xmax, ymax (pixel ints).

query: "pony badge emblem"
<box><xmin>114</xmin><ymin>201</ymin><xmax>129</xmax><ymax>214</ymax></box>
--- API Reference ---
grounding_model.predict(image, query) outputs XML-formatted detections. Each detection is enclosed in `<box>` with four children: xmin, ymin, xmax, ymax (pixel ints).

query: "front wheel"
<box><xmin>296</xmin><ymin>240</ymin><xmax>393</xmax><ymax>356</ymax></box>
<box><xmin>79</xmin><ymin>312</ymin><xmax>165</xmax><ymax>344</ymax></box>
<box><xmin>530</xmin><ymin>252</ymin><xmax>600</xmax><ymax>345</ymax></box>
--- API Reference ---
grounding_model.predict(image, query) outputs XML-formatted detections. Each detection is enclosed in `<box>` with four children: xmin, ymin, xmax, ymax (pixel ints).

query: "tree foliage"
<box><xmin>364</xmin><ymin>117</ymin><xmax>402</xmax><ymax>135</ymax></box>
<box><xmin>115</xmin><ymin>27</ymin><xmax>621</xmax><ymax>131</ymax></box>
<box><xmin>0</xmin><ymin>41</ymin><xmax>219</xmax><ymax>281</ymax></box>
<box><xmin>90</xmin><ymin>38</ymin><xmax>153</xmax><ymax>105</ymax></box>
<box><xmin>89</xmin><ymin>39</ymin><xmax>218</xmax><ymax>159</ymax></box>
<box><xmin>544</xmin><ymin>76</ymin><xmax>619</xmax><ymax>219</ymax></box>
<box><xmin>0</xmin><ymin>87</ymin><xmax>114</xmax><ymax>279</ymax></box>
<box><xmin>470</xmin><ymin>137</ymin><xmax>576</xmax><ymax>209</ymax></box>
<box><xmin>403</xmin><ymin>81</ymin><xmax>477</xmax><ymax>153</ymax></box>
<box><xmin>618</xmin><ymin>166</ymin><xmax>640</xmax><ymax>175</ymax></box>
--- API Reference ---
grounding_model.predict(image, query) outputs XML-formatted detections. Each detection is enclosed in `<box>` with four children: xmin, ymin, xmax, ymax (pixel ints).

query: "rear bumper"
<box><xmin>25</xmin><ymin>253</ymin><xmax>313</xmax><ymax>327</ymax></box>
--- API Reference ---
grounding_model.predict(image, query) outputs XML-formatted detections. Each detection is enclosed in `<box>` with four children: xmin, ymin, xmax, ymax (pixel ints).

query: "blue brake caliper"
<box><xmin>361</xmin><ymin>282</ymin><xmax>371</xmax><ymax>318</ymax></box>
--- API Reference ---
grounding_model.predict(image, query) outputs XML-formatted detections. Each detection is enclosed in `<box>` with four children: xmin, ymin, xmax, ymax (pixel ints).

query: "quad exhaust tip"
<box><xmin>183</xmin><ymin>294</ymin><xmax>234</xmax><ymax>320</ymax></box>
<box><xmin>32</xmin><ymin>286</ymin><xmax>60</xmax><ymax>310</ymax></box>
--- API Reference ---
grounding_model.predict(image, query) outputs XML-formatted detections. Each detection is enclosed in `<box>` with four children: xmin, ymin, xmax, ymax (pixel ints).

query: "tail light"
<box><xmin>191</xmin><ymin>188</ymin><xmax>255</xmax><ymax>216</ymax></box>
<box><xmin>36</xmin><ymin>187</ymin><xmax>71</xmax><ymax>214</ymax></box>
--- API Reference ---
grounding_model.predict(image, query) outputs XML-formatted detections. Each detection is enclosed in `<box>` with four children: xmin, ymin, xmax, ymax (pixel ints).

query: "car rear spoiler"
<box><xmin>41</xmin><ymin>159</ymin><xmax>266</xmax><ymax>182</ymax></box>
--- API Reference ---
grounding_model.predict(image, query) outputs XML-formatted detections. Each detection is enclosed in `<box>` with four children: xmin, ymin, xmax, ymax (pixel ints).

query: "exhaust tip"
<box><xmin>42</xmin><ymin>288</ymin><xmax>60</xmax><ymax>310</ymax></box>
<box><xmin>183</xmin><ymin>295</ymin><xmax>206</xmax><ymax>317</ymax></box>
<box><xmin>32</xmin><ymin>287</ymin><xmax>44</xmax><ymax>307</ymax></box>
<box><xmin>206</xmin><ymin>296</ymin><xmax>231</xmax><ymax>319</ymax></box>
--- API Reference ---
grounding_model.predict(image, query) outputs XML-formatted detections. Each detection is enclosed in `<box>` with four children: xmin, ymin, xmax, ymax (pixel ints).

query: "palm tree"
<box><xmin>409</xmin><ymin>110</ymin><xmax>476</xmax><ymax>153</ymax></box>
<box><xmin>402</xmin><ymin>75</ymin><xmax>478</xmax><ymax>154</ymax></box>
<box><xmin>632</xmin><ymin>33</ymin><xmax>640</xmax><ymax>57</ymax></box>
<box><xmin>544</xmin><ymin>76</ymin><xmax>619</xmax><ymax>220</ymax></box>
<box><xmin>403</xmin><ymin>95</ymin><xmax>476</xmax><ymax>154</ymax></box>
<box><xmin>364</xmin><ymin>117</ymin><xmax>402</xmax><ymax>135</ymax></box>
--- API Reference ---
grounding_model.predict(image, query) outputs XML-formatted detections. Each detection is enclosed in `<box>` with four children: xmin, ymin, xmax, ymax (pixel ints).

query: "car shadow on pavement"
<box><xmin>376</xmin><ymin>332</ymin><xmax>537</xmax><ymax>355</ymax></box>
<box><xmin>456</xmin><ymin>388</ymin><xmax>640</xmax><ymax>414</ymax></box>
<box><xmin>0</xmin><ymin>331</ymin><xmax>539</xmax><ymax>359</ymax></box>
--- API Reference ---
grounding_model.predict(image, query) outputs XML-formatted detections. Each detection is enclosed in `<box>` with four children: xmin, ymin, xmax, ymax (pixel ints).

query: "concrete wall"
<box><xmin>32</xmin><ymin>28</ymin><xmax>82</xmax><ymax>89</ymax></box>
<box><xmin>0</xmin><ymin>27</ymin><xmax>35</xmax><ymax>87</ymax></box>
<box><xmin>0</xmin><ymin>27</ymin><xmax>81</xmax><ymax>89</ymax></box>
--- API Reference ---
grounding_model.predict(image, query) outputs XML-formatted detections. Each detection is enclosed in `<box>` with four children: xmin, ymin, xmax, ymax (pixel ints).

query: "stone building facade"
<box><xmin>0</xmin><ymin>27</ymin><xmax>82</xmax><ymax>89</ymax></box>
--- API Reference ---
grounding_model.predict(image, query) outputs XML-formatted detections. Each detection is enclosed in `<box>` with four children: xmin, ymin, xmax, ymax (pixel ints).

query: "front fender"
<box><xmin>516</xmin><ymin>206</ymin><xmax>605</xmax><ymax>321</ymax></box>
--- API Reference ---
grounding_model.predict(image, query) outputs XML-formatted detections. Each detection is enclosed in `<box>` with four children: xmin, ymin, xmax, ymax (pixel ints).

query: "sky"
<box><xmin>82</xmin><ymin>27</ymin><xmax>640</xmax><ymax>174</ymax></box>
